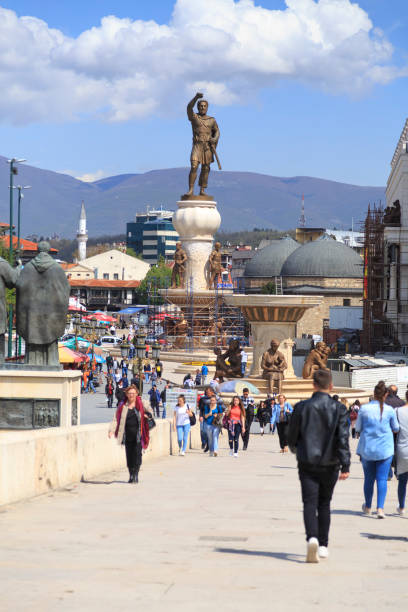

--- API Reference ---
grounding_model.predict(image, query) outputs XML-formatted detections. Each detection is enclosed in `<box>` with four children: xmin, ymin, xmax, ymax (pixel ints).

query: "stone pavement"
<box><xmin>1</xmin><ymin>434</ymin><xmax>407</xmax><ymax>611</ymax></box>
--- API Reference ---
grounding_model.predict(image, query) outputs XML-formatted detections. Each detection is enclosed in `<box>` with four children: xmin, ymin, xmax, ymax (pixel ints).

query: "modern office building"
<box><xmin>126</xmin><ymin>206</ymin><xmax>179</xmax><ymax>264</ymax></box>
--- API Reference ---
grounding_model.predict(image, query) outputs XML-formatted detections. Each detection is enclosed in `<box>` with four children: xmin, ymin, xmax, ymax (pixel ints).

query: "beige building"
<box><xmin>244</xmin><ymin>235</ymin><xmax>363</xmax><ymax>337</ymax></box>
<box><xmin>62</xmin><ymin>249</ymin><xmax>150</xmax><ymax>282</ymax></box>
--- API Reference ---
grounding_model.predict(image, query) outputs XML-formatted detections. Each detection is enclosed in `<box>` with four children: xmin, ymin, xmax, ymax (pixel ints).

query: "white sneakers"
<box><xmin>306</xmin><ymin>538</ymin><xmax>319</xmax><ymax>563</ymax></box>
<box><xmin>377</xmin><ymin>508</ymin><xmax>385</xmax><ymax>519</ymax></box>
<box><xmin>180</xmin><ymin>451</ymin><xmax>185</xmax><ymax>456</ymax></box>
<box><xmin>229</xmin><ymin>449</ymin><xmax>234</xmax><ymax>456</ymax></box>
<box><xmin>396</xmin><ymin>506</ymin><xmax>405</xmax><ymax>515</ymax></box>
<box><xmin>362</xmin><ymin>503</ymin><xmax>371</xmax><ymax>515</ymax></box>
<box><xmin>318</xmin><ymin>546</ymin><xmax>329</xmax><ymax>559</ymax></box>
<box><xmin>234</xmin><ymin>452</ymin><xmax>238</xmax><ymax>458</ymax></box>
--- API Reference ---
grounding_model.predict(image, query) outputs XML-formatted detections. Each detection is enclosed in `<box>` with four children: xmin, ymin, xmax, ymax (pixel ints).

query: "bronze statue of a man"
<box><xmin>16</xmin><ymin>241</ymin><xmax>70</xmax><ymax>366</ymax></box>
<box><xmin>186</xmin><ymin>92</ymin><xmax>220</xmax><ymax>197</ymax></box>
<box><xmin>261</xmin><ymin>339</ymin><xmax>287</xmax><ymax>394</ymax></box>
<box><xmin>171</xmin><ymin>242</ymin><xmax>187</xmax><ymax>289</ymax></box>
<box><xmin>209</xmin><ymin>242</ymin><xmax>223</xmax><ymax>289</ymax></box>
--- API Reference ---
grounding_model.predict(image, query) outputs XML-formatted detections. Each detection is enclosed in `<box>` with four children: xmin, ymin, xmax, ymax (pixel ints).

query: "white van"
<box><xmin>99</xmin><ymin>336</ymin><xmax>122</xmax><ymax>347</ymax></box>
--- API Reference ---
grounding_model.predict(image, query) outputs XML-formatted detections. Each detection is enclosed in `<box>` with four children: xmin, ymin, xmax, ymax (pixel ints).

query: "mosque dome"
<box><xmin>281</xmin><ymin>234</ymin><xmax>363</xmax><ymax>278</ymax></box>
<box><xmin>244</xmin><ymin>236</ymin><xmax>300</xmax><ymax>277</ymax></box>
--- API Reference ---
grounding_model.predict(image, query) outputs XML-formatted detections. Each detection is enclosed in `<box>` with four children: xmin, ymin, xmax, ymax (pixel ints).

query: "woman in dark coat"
<box><xmin>257</xmin><ymin>400</ymin><xmax>272</xmax><ymax>435</ymax></box>
<box><xmin>109</xmin><ymin>385</ymin><xmax>152</xmax><ymax>483</ymax></box>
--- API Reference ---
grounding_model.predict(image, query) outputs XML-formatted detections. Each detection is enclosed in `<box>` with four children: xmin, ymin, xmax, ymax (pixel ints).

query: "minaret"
<box><xmin>77</xmin><ymin>201</ymin><xmax>88</xmax><ymax>261</ymax></box>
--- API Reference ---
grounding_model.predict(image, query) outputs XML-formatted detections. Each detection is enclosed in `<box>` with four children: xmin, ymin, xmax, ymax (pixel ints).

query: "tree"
<box><xmin>126</xmin><ymin>247</ymin><xmax>144</xmax><ymax>260</ymax></box>
<box><xmin>137</xmin><ymin>257</ymin><xmax>172</xmax><ymax>304</ymax></box>
<box><xmin>260</xmin><ymin>281</ymin><xmax>276</xmax><ymax>295</ymax></box>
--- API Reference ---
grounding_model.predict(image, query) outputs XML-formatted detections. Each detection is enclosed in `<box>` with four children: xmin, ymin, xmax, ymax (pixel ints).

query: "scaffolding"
<box><xmin>147</xmin><ymin>282</ymin><xmax>249</xmax><ymax>353</ymax></box>
<box><xmin>361</xmin><ymin>203</ymin><xmax>399</xmax><ymax>354</ymax></box>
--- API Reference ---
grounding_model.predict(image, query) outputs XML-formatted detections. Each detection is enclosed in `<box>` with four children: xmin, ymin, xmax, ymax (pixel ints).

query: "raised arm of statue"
<box><xmin>187</xmin><ymin>92</ymin><xmax>203</xmax><ymax>121</ymax></box>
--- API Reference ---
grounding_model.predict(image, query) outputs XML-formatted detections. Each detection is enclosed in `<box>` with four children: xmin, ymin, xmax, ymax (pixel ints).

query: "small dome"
<box><xmin>244</xmin><ymin>236</ymin><xmax>300</xmax><ymax>277</ymax></box>
<box><xmin>281</xmin><ymin>234</ymin><xmax>362</xmax><ymax>278</ymax></box>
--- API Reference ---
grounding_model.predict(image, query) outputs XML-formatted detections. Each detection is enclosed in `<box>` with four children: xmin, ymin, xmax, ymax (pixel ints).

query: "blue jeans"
<box><xmin>176</xmin><ymin>423</ymin><xmax>191</xmax><ymax>452</ymax></box>
<box><xmin>144</xmin><ymin>372</ymin><xmax>150</xmax><ymax>382</ymax></box>
<box><xmin>200</xmin><ymin>420</ymin><xmax>208</xmax><ymax>447</ymax></box>
<box><xmin>241</xmin><ymin>363</ymin><xmax>246</xmax><ymax>376</ymax></box>
<box><xmin>162</xmin><ymin>403</ymin><xmax>167</xmax><ymax>419</ymax></box>
<box><xmin>361</xmin><ymin>456</ymin><xmax>393</xmax><ymax>509</ymax></box>
<box><xmin>86</xmin><ymin>380</ymin><xmax>96</xmax><ymax>393</ymax></box>
<box><xmin>398</xmin><ymin>472</ymin><xmax>408</xmax><ymax>509</ymax></box>
<box><xmin>204</xmin><ymin>423</ymin><xmax>220</xmax><ymax>452</ymax></box>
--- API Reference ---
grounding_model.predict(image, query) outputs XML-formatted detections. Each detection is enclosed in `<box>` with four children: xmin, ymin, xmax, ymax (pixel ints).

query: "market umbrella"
<box><xmin>84</xmin><ymin>313</ymin><xmax>116</xmax><ymax>323</ymax></box>
<box><xmin>58</xmin><ymin>345</ymin><xmax>89</xmax><ymax>364</ymax></box>
<box><xmin>218</xmin><ymin>380</ymin><xmax>260</xmax><ymax>395</ymax></box>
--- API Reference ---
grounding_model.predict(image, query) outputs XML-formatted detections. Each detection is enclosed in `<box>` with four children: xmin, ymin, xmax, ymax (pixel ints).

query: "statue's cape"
<box><xmin>16</xmin><ymin>258</ymin><xmax>70</xmax><ymax>344</ymax></box>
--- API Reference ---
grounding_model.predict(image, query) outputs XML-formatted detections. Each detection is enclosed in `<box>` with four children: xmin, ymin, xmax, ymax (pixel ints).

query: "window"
<box><xmin>343</xmin><ymin>299</ymin><xmax>351</xmax><ymax>306</ymax></box>
<box><xmin>113</xmin><ymin>273</ymin><xmax>119</xmax><ymax>280</ymax></box>
<box><xmin>103</xmin><ymin>273</ymin><xmax>109</xmax><ymax>280</ymax></box>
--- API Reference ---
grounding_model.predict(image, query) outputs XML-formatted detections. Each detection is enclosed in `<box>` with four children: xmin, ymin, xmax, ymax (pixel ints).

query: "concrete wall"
<box><xmin>0</xmin><ymin>419</ymin><xmax>201</xmax><ymax>507</ymax></box>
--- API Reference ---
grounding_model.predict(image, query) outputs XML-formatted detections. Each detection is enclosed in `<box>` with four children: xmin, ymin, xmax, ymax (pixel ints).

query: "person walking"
<box><xmin>225</xmin><ymin>396</ymin><xmax>246</xmax><ymax>457</ymax></box>
<box><xmin>86</xmin><ymin>370</ymin><xmax>96</xmax><ymax>393</ymax></box>
<box><xmin>160</xmin><ymin>383</ymin><xmax>169</xmax><ymax>419</ymax></box>
<box><xmin>194</xmin><ymin>369</ymin><xmax>202</xmax><ymax>386</ymax></box>
<box><xmin>201</xmin><ymin>363</ymin><xmax>208</xmax><ymax>386</ymax></box>
<box><xmin>172</xmin><ymin>394</ymin><xmax>193</xmax><ymax>456</ymax></box>
<box><xmin>115</xmin><ymin>379</ymin><xmax>126</xmax><ymax>406</ymax></box>
<box><xmin>143</xmin><ymin>361</ymin><xmax>151</xmax><ymax>383</ymax></box>
<box><xmin>257</xmin><ymin>400</ymin><xmax>272</xmax><ymax>435</ymax></box>
<box><xmin>266</xmin><ymin>394</ymin><xmax>276</xmax><ymax>433</ymax></box>
<box><xmin>356</xmin><ymin>380</ymin><xmax>399</xmax><ymax>518</ymax></box>
<box><xmin>203</xmin><ymin>394</ymin><xmax>224</xmax><ymax>457</ymax></box>
<box><xmin>198</xmin><ymin>387</ymin><xmax>213</xmax><ymax>452</ymax></box>
<box><xmin>271</xmin><ymin>394</ymin><xmax>293</xmax><ymax>452</ymax></box>
<box><xmin>287</xmin><ymin>369</ymin><xmax>350</xmax><ymax>563</ymax></box>
<box><xmin>240</xmin><ymin>388</ymin><xmax>255</xmax><ymax>450</ymax></box>
<box><xmin>109</xmin><ymin>385</ymin><xmax>151</xmax><ymax>483</ymax></box>
<box><xmin>148</xmin><ymin>384</ymin><xmax>161</xmax><ymax>418</ymax></box>
<box><xmin>155</xmin><ymin>359</ymin><xmax>163</xmax><ymax>380</ymax></box>
<box><xmin>114</xmin><ymin>368</ymin><xmax>121</xmax><ymax>385</ymax></box>
<box><xmin>395</xmin><ymin>390</ymin><xmax>408</xmax><ymax>515</ymax></box>
<box><xmin>106</xmin><ymin>353</ymin><xmax>113</xmax><ymax>374</ymax></box>
<box><xmin>349</xmin><ymin>400</ymin><xmax>360</xmax><ymax>439</ymax></box>
<box><xmin>386</xmin><ymin>385</ymin><xmax>405</xmax><ymax>479</ymax></box>
<box><xmin>105</xmin><ymin>376</ymin><xmax>114</xmax><ymax>408</ymax></box>
<box><xmin>241</xmin><ymin>348</ymin><xmax>248</xmax><ymax>376</ymax></box>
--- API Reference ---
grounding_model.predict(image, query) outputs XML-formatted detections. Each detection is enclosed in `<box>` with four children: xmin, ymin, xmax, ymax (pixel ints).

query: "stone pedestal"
<box><xmin>223</xmin><ymin>294</ymin><xmax>322</xmax><ymax>376</ymax></box>
<box><xmin>172</xmin><ymin>198</ymin><xmax>221</xmax><ymax>291</ymax></box>
<box><xmin>0</xmin><ymin>370</ymin><xmax>81</xmax><ymax>429</ymax></box>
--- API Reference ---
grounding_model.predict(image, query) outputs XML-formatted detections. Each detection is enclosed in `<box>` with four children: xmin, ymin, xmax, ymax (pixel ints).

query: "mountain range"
<box><xmin>0</xmin><ymin>156</ymin><xmax>385</xmax><ymax>238</ymax></box>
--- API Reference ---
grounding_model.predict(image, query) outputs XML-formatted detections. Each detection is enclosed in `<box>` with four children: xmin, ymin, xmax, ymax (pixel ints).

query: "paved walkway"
<box><xmin>0</xmin><ymin>435</ymin><xmax>407</xmax><ymax>611</ymax></box>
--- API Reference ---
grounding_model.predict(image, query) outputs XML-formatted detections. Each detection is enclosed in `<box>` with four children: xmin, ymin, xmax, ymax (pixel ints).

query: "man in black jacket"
<box><xmin>287</xmin><ymin>369</ymin><xmax>350</xmax><ymax>563</ymax></box>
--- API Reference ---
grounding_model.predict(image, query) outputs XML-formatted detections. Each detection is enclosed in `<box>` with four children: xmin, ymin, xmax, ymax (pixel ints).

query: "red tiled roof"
<box><xmin>61</xmin><ymin>263</ymin><xmax>77</xmax><ymax>270</ymax></box>
<box><xmin>0</xmin><ymin>236</ymin><xmax>58</xmax><ymax>252</ymax></box>
<box><xmin>69</xmin><ymin>279</ymin><xmax>141</xmax><ymax>288</ymax></box>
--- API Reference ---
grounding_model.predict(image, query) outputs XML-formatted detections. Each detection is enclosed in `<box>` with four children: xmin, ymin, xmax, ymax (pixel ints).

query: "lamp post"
<box><xmin>6</xmin><ymin>158</ymin><xmax>26</xmax><ymax>358</ymax></box>
<box><xmin>14</xmin><ymin>185</ymin><xmax>31</xmax><ymax>256</ymax></box>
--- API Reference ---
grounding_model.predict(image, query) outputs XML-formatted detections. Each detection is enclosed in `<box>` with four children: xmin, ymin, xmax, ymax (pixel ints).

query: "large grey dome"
<box><xmin>281</xmin><ymin>234</ymin><xmax>363</xmax><ymax>278</ymax></box>
<box><xmin>244</xmin><ymin>236</ymin><xmax>300</xmax><ymax>277</ymax></box>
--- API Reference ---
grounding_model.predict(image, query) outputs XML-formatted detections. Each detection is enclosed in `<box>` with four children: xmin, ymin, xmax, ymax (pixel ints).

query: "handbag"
<box><xmin>187</xmin><ymin>404</ymin><xmax>196</xmax><ymax>426</ymax></box>
<box><xmin>147</xmin><ymin>414</ymin><xmax>156</xmax><ymax>430</ymax></box>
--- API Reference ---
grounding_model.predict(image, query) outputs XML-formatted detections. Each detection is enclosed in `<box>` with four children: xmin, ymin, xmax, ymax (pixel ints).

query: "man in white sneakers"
<box><xmin>287</xmin><ymin>369</ymin><xmax>350</xmax><ymax>563</ymax></box>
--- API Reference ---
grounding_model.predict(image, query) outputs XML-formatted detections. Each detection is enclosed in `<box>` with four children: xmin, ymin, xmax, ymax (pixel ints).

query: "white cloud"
<box><xmin>0</xmin><ymin>0</ymin><xmax>404</xmax><ymax>125</ymax></box>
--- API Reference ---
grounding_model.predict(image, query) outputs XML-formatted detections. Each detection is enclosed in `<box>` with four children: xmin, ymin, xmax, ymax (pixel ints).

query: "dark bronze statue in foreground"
<box><xmin>185</xmin><ymin>92</ymin><xmax>220</xmax><ymax>198</ymax></box>
<box><xmin>214</xmin><ymin>339</ymin><xmax>242</xmax><ymax>382</ymax></box>
<box><xmin>16</xmin><ymin>241</ymin><xmax>70</xmax><ymax>366</ymax></box>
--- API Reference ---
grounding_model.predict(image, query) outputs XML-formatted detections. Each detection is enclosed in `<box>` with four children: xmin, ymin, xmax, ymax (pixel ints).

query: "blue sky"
<box><xmin>0</xmin><ymin>0</ymin><xmax>407</xmax><ymax>186</ymax></box>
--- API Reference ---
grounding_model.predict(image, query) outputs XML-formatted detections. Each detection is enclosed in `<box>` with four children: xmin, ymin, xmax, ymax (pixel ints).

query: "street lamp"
<box><xmin>120</xmin><ymin>343</ymin><xmax>130</xmax><ymax>359</ymax></box>
<box><xmin>151</xmin><ymin>343</ymin><xmax>161</xmax><ymax>360</ymax></box>
<box><xmin>6</xmin><ymin>158</ymin><xmax>26</xmax><ymax>357</ymax></box>
<box><xmin>13</xmin><ymin>185</ymin><xmax>31</xmax><ymax>257</ymax></box>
